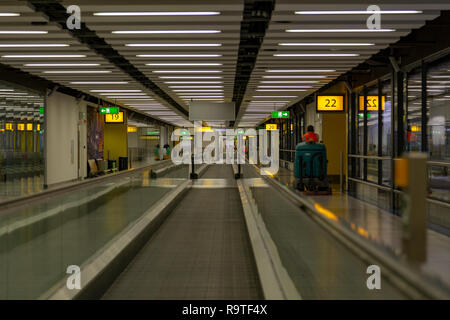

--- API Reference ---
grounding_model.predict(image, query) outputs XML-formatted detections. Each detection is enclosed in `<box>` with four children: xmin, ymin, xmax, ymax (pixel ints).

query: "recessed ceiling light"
<box><xmin>279</xmin><ymin>43</ymin><xmax>374</xmax><ymax>46</ymax></box>
<box><xmin>274</xmin><ymin>53</ymin><xmax>359</xmax><ymax>57</ymax></box>
<box><xmin>0</xmin><ymin>31</ymin><xmax>48</xmax><ymax>34</ymax></box>
<box><xmin>71</xmin><ymin>81</ymin><xmax>128</xmax><ymax>84</ymax></box>
<box><xmin>146</xmin><ymin>63</ymin><xmax>222</xmax><ymax>66</ymax></box>
<box><xmin>266</xmin><ymin>69</ymin><xmax>336</xmax><ymax>72</ymax></box>
<box><xmin>113</xmin><ymin>30</ymin><xmax>220</xmax><ymax>34</ymax></box>
<box><xmin>286</xmin><ymin>29</ymin><xmax>395</xmax><ymax>33</ymax></box>
<box><xmin>127</xmin><ymin>43</ymin><xmax>221</xmax><ymax>47</ymax></box>
<box><xmin>25</xmin><ymin>63</ymin><xmax>100</xmax><ymax>67</ymax></box>
<box><xmin>3</xmin><ymin>54</ymin><xmax>86</xmax><ymax>58</ymax></box>
<box><xmin>94</xmin><ymin>11</ymin><xmax>220</xmax><ymax>16</ymax></box>
<box><xmin>43</xmin><ymin>70</ymin><xmax>111</xmax><ymax>74</ymax></box>
<box><xmin>263</xmin><ymin>75</ymin><xmax>327</xmax><ymax>79</ymax></box>
<box><xmin>137</xmin><ymin>54</ymin><xmax>222</xmax><ymax>58</ymax></box>
<box><xmin>295</xmin><ymin>10</ymin><xmax>422</xmax><ymax>14</ymax></box>
<box><xmin>0</xmin><ymin>44</ymin><xmax>69</xmax><ymax>47</ymax></box>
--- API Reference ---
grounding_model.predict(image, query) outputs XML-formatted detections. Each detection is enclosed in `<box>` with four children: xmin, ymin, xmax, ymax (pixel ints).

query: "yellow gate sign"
<box><xmin>266</xmin><ymin>124</ymin><xmax>277</xmax><ymax>131</ymax></box>
<box><xmin>105</xmin><ymin>111</ymin><xmax>124</xmax><ymax>123</ymax></box>
<box><xmin>317</xmin><ymin>95</ymin><xmax>345</xmax><ymax>112</ymax></box>
<box><xmin>359</xmin><ymin>96</ymin><xmax>385</xmax><ymax>111</ymax></box>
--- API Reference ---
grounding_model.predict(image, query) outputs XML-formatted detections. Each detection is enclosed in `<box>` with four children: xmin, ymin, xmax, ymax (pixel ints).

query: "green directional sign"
<box><xmin>99</xmin><ymin>106</ymin><xmax>119</xmax><ymax>115</ymax></box>
<box><xmin>272</xmin><ymin>111</ymin><xmax>289</xmax><ymax>119</ymax></box>
<box><xmin>39</xmin><ymin>107</ymin><xmax>44</xmax><ymax>115</ymax></box>
<box><xmin>147</xmin><ymin>130</ymin><xmax>160</xmax><ymax>136</ymax></box>
<box><xmin>358</xmin><ymin>113</ymin><xmax>372</xmax><ymax>119</ymax></box>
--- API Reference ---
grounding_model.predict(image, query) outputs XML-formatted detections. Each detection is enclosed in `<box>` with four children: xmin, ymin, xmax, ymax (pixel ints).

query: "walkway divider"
<box><xmin>251</xmin><ymin>164</ymin><xmax>450</xmax><ymax>300</ymax></box>
<box><xmin>233</xmin><ymin>164</ymin><xmax>302</xmax><ymax>300</ymax></box>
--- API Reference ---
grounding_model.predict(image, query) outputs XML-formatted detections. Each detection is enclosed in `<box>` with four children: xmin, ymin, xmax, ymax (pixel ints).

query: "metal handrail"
<box><xmin>348</xmin><ymin>154</ymin><xmax>392</xmax><ymax>160</ymax></box>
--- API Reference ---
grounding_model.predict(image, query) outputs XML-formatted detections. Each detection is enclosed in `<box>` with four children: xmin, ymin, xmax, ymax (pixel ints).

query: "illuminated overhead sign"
<box><xmin>39</xmin><ymin>107</ymin><xmax>44</xmax><ymax>115</ymax></box>
<box><xmin>127</xmin><ymin>126</ymin><xmax>137</xmax><ymax>133</ymax></box>
<box><xmin>316</xmin><ymin>95</ymin><xmax>345</xmax><ymax>112</ymax></box>
<box><xmin>5</xmin><ymin>123</ymin><xmax>13</xmax><ymax>131</ymax></box>
<box><xmin>146</xmin><ymin>130</ymin><xmax>160</xmax><ymax>136</ymax></box>
<box><xmin>105</xmin><ymin>111</ymin><xmax>124</xmax><ymax>123</ymax></box>
<box><xmin>266</xmin><ymin>124</ymin><xmax>277</xmax><ymax>131</ymax></box>
<box><xmin>26</xmin><ymin>123</ymin><xmax>33</xmax><ymax>131</ymax></box>
<box><xmin>359</xmin><ymin>96</ymin><xmax>385</xmax><ymax>111</ymax></box>
<box><xmin>272</xmin><ymin>111</ymin><xmax>289</xmax><ymax>119</ymax></box>
<box><xmin>17</xmin><ymin>123</ymin><xmax>25</xmax><ymax>131</ymax></box>
<box><xmin>100</xmin><ymin>106</ymin><xmax>119</xmax><ymax>114</ymax></box>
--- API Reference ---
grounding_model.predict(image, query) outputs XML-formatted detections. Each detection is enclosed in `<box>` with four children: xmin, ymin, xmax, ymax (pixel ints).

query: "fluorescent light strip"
<box><xmin>295</xmin><ymin>10</ymin><xmax>422</xmax><ymax>14</ymax></box>
<box><xmin>0</xmin><ymin>44</ymin><xmax>69</xmax><ymax>48</ymax></box>
<box><xmin>165</xmin><ymin>82</ymin><xmax>223</xmax><ymax>84</ymax></box>
<box><xmin>0</xmin><ymin>13</ymin><xmax>20</xmax><ymax>16</ymax></box>
<box><xmin>147</xmin><ymin>63</ymin><xmax>222</xmax><ymax>66</ymax></box>
<box><xmin>178</xmin><ymin>92</ymin><xmax>223</xmax><ymax>95</ymax></box>
<box><xmin>173</xmin><ymin>89</ymin><xmax>223</xmax><ymax>92</ymax></box>
<box><xmin>263</xmin><ymin>75</ymin><xmax>327</xmax><ymax>79</ymax></box>
<box><xmin>138</xmin><ymin>54</ymin><xmax>222</xmax><ymax>58</ymax></box>
<box><xmin>0</xmin><ymin>31</ymin><xmax>48</xmax><ymax>34</ymax></box>
<box><xmin>90</xmin><ymin>90</ymin><xmax>142</xmax><ymax>93</ymax></box>
<box><xmin>106</xmin><ymin>96</ymin><xmax>149</xmax><ymax>98</ymax></box>
<box><xmin>169</xmin><ymin>86</ymin><xmax>223</xmax><ymax>88</ymax></box>
<box><xmin>274</xmin><ymin>53</ymin><xmax>359</xmax><ymax>57</ymax></box>
<box><xmin>114</xmin><ymin>30</ymin><xmax>220</xmax><ymax>34</ymax></box>
<box><xmin>0</xmin><ymin>89</ymin><xmax>14</xmax><ymax>92</ymax></box>
<box><xmin>3</xmin><ymin>54</ymin><xmax>86</xmax><ymax>58</ymax></box>
<box><xmin>25</xmin><ymin>63</ymin><xmax>100</xmax><ymax>67</ymax></box>
<box><xmin>153</xmin><ymin>70</ymin><xmax>222</xmax><ymax>73</ymax></box>
<box><xmin>258</xmin><ymin>86</ymin><xmax>311</xmax><ymax>88</ymax></box>
<box><xmin>286</xmin><ymin>29</ymin><xmax>394</xmax><ymax>33</ymax></box>
<box><xmin>99</xmin><ymin>93</ymin><xmax>146</xmax><ymax>96</ymax></box>
<box><xmin>127</xmin><ymin>43</ymin><xmax>221</xmax><ymax>47</ymax></box>
<box><xmin>256</xmin><ymin>89</ymin><xmax>306</xmax><ymax>92</ymax></box>
<box><xmin>253</xmin><ymin>96</ymin><xmax>297</xmax><ymax>98</ymax></box>
<box><xmin>160</xmin><ymin>76</ymin><xmax>222</xmax><ymax>79</ymax></box>
<box><xmin>71</xmin><ymin>81</ymin><xmax>128</xmax><ymax>84</ymax></box>
<box><xmin>44</xmin><ymin>70</ymin><xmax>111</xmax><ymax>74</ymax></box>
<box><xmin>121</xmin><ymin>99</ymin><xmax>155</xmax><ymax>101</ymax></box>
<box><xmin>260</xmin><ymin>81</ymin><xmax>319</xmax><ymax>83</ymax></box>
<box><xmin>279</xmin><ymin>43</ymin><xmax>374</xmax><ymax>46</ymax></box>
<box><xmin>266</xmin><ymin>69</ymin><xmax>335</xmax><ymax>72</ymax></box>
<box><xmin>94</xmin><ymin>11</ymin><xmax>220</xmax><ymax>16</ymax></box>
<box><xmin>180</xmin><ymin>96</ymin><xmax>224</xmax><ymax>98</ymax></box>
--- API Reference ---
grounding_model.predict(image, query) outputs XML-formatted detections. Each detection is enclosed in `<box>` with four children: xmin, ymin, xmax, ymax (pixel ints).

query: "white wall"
<box><xmin>45</xmin><ymin>91</ymin><xmax>87</xmax><ymax>185</ymax></box>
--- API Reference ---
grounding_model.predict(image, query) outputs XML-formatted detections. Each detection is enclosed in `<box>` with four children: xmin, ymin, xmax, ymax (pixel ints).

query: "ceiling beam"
<box><xmin>232</xmin><ymin>0</ymin><xmax>275</xmax><ymax>125</ymax></box>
